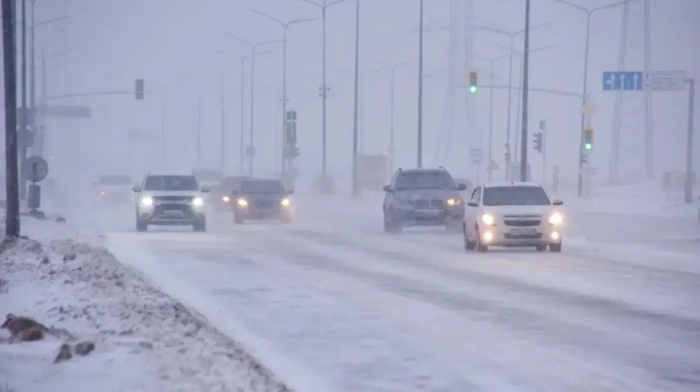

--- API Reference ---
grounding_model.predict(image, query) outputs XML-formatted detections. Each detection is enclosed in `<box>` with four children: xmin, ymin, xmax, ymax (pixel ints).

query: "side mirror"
<box><xmin>467</xmin><ymin>201</ymin><xmax>478</xmax><ymax>207</ymax></box>
<box><xmin>383</xmin><ymin>185</ymin><xmax>392</xmax><ymax>192</ymax></box>
<box><xmin>287</xmin><ymin>190</ymin><xmax>294</xmax><ymax>195</ymax></box>
<box><xmin>201</xmin><ymin>187</ymin><xmax>210</xmax><ymax>193</ymax></box>
<box><xmin>132</xmin><ymin>185</ymin><xmax>141</xmax><ymax>192</ymax></box>
<box><xmin>231</xmin><ymin>190</ymin><xmax>239</xmax><ymax>195</ymax></box>
<box><xmin>457</xmin><ymin>183</ymin><xmax>467</xmax><ymax>191</ymax></box>
<box><xmin>552</xmin><ymin>199</ymin><xmax>563</xmax><ymax>206</ymax></box>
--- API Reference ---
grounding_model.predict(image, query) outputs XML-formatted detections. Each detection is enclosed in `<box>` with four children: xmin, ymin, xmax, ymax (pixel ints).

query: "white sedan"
<box><xmin>462</xmin><ymin>182</ymin><xmax>564</xmax><ymax>252</ymax></box>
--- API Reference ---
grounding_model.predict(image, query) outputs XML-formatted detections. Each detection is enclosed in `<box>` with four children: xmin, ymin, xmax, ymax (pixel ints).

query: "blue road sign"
<box><xmin>602</xmin><ymin>71</ymin><xmax>644</xmax><ymax>91</ymax></box>
<box><xmin>470</xmin><ymin>148</ymin><xmax>483</xmax><ymax>165</ymax></box>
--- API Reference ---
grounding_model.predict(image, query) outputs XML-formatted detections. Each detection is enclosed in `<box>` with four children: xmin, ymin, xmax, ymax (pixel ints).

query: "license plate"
<box><xmin>511</xmin><ymin>228</ymin><xmax>536</xmax><ymax>235</ymax></box>
<box><xmin>163</xmin><ymin>210</ymin><xmax>183</xmax><ymax>216</ymax></box>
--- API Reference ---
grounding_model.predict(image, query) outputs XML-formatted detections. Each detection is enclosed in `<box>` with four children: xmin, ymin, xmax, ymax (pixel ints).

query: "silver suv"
<box><xmin>132</xmin><ymin>172</ymin><xmax>209</xmax><ymax>232</ymax></box>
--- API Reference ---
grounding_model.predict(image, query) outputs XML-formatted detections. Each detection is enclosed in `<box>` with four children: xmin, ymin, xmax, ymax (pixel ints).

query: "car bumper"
<box><xmin>139</xmin><ymin>205</ymin><xmax>206</xmax><ymax>225</ymax></box>
<box><xmin>235</xmin><ymin>205</ymin><xmax>290</xmax><ymax>219</ymax></box>
<box><xmin>478</xmin><ymin>224</ymin><xmax>562</xmax><ymax>247</ymax></box>
<box><xmin>395</xmin><ymin>207</ymin><xmax>464</xmax><ymax>227</ymax></box>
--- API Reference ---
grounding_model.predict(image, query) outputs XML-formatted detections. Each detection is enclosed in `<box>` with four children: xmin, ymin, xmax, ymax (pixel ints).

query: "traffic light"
<box><xmin>135</xmin><ymin>79</ymin><xmax>144</xmax><ymax>100</ymax></box>
<box><xmin>533</xmin><ymin>132</ymin><xmax>543</xmax><ymax>153</ymax></box>
<box><xmin>283</xmin><ymin>146</ymin><xmax>300</xmax><ymax>159</ymax></box>
<box><xmin>285</xmin><ymin>110</ymin><xmax>297</xmax><ymax>146</ymax></box>
<box><xmin>468</xmin><ymin>71</ymin><xmax>478</xmax><ymax>93</ymax></box>
<box><xmin>583</xmin><ymin>128</ymin><xmax>594</xmax><ymax>151</ymax></box>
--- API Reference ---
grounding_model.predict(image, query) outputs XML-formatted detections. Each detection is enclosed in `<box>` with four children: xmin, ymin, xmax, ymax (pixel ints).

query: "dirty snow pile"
<box><xmin>0</xmin><ymin>218</ymin><xmax>291</xmax><ymax>392</ymax></box>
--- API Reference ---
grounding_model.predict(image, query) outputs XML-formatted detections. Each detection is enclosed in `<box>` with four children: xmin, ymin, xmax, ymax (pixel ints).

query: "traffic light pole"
<box><xmin>684</xmin><ymin>78</ymin><xmax>695</xmax><ymax>204</ymax></box>
<box><xmin>519</xmin><ymin>0</ymin><xmax>531</xmax><ymax>182</ymax></box>
<box><xmin>416</xmin><ymin>0</ymin><xmax>424</xmax><ymax>168</ymax></box>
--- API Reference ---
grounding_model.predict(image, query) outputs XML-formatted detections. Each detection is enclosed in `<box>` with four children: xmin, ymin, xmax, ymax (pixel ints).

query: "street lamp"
<box><xmin>417</xmin><ymin>0</ymin><xmax>424</xmax><ymax>168</ymax></box>
<box><xmin>220</xmin><ymin>34</ymin><xmax>281</xmax><ymax>175</ymax></box>
<box><xmin>372</xmin><ymin>60</ymin><xmax>410</xmax><ymax>174</ymax></box>
<box><xmin>474</xmin><ymin>22</ymin><xmax>547</xmax><ymax>178</ymax></box>
<box><xmin>249</xmin><ymin>9</ymin><xmax>315</xmax><ymax>173</ymax></box>
<box><xmin>551</xmin><ymin>0</ymin><xmax>629</xmax><ymax>197</ymax></box>
<box><xmin>298</xmin><ymin>0</ymin><xmax>345</xmax><ymax>177</ymax></box>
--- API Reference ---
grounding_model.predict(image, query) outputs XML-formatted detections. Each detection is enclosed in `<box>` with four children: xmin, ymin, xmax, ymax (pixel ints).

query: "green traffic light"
<box><xmin>585</xmin><ymin>143</ymin><xmax>592</xmax><ymax>150</ymax></box>
<box><xmin>469</xmin><ymin>86</ymin><xmax>477</xmax><ymax>93</ymax></box>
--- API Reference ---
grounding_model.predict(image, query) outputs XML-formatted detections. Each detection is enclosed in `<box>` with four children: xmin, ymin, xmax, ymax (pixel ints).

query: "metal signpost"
<box><xmin>20</xmin><ymin>155</ymin><xmax>48</xmax><ymax>215</ymax></box>
<box><xmin>602</xmin><ymin>70</ymin><xmax>694</xmax><ymax>202</ymax></box>
<box><xmin>470</xmin><ymin>147</ymin><xmax>483</xmax><ymax>184</ymax></box>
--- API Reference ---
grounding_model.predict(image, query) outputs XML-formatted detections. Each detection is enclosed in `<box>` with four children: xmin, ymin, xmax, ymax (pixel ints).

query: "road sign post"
<box><xmin>470</xmin><ymin>148</ymin><xmax>482</xmax><ymax>184</ymax></box>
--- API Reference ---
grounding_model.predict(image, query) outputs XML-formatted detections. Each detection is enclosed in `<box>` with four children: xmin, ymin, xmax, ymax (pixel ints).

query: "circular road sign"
<box><xmin>21</xmin><ymin>155</ymin><xmax>49</xmax><ymax>182</ymax></box>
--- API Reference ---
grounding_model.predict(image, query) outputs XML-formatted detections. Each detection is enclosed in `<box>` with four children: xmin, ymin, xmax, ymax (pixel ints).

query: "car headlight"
<box><xmin>222</xmin><ymin>196</ymin><xmax>230</xmax><ymax>203</ymax></box>
<box><xmin>237</xmin><ymin>198</ymin><xmax>248</xmax><ymax>207</ymax></box>
<box><xmin>280</xmin><ymin>198</ymin><xmax>290</xmax><ymax>207</ymax></box>
<box><xmin>548</xmin><ymin>212</ymin><xmax>563</xmax><ymax>225</ymax></box>
<box><xmin>481</xmin><ymin>213</ymin><xmax>495</xmax><ymax>225</ymax></box>
<box><xmin>140</xmin><ymin>196</ymin><xmax>153</xmax><ymax>207</ymax></box>
<box><xmin>193</xmin><ymin>197</ymin><xmax>204</xmax><ymax>207</ymax></box>
<box><xmin>100</xmin><ymin>191</ymin><xmax>105</xmax><ymax>196</ymax></box>
<box><xmin>446</xmin><ymin>198</ymin><xmax>461</xmax><ymax>206</ymax></box>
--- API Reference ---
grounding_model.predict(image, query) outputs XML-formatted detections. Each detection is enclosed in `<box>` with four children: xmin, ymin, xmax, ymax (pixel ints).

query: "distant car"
<box><xmin>382</xmin><ymin>168</ymin><xmax>467</xmax><ymax>233</ymax></box>
<box><xmin>132</xmin><ymin>172</ymin><xmax>209</xmax><ymax>232</ymax></box>
<box><xmin>215</xmin><ymin>175</ymin><xmax>253</xmax><ymax>211</ymax></box>
<box><xmin>92</xmin><ymin>174</ymin><xmax>132</xmax><ymax>203</ymax></box>
<box><xmin>231</xmin><ymin>179</ymin><xmax>293</xmax><ymax>224</ymax></box>
<box><xmin>192</xmin><ymin>168</ymin><xmax>223</xmax><ymax>197</ymax></box>
<box><xmin>462</xmin><ymin>182</ymin><xmax>563</xmax><ymax>252</ymax></box>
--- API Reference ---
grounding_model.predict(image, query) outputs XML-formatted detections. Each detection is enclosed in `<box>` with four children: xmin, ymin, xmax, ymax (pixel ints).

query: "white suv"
<box><xmin>132</xmin><ymin>172</ymin><xmax>209</xmax><ymax>232</ymax></box>
<box><xmin>463</xmin><ymin>182</ymin><xmax>563</xmax><ymax>252</ymax></box>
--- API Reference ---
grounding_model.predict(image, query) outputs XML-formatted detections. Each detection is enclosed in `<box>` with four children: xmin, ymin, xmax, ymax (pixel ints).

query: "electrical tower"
<box><xmin>609</xmin><ymin>0</ymin><xmax>654</xmax><ymax>184</ymax></box>
<box><xmin>433</xmin><ymin>0</ymin><xmax>479</xmax><ymax>175</ymax></box>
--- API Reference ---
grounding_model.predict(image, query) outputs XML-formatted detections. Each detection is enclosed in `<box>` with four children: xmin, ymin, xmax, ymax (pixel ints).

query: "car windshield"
<box><xmin>482</xmin><ymin>186</ymin><xmax>551</xmax><ymax>206</ymax></box>
<box><xmin>144</xmin><ymin>175</ymin><xmax>199</xmax><ymax>191</ymax></box>
<box><xmin>193</xmin><ymin>170</ymin><xmax>222</xmax><ymax>182</ymax></box>
<box><xmin>395</xmin><ymin>171</ymin><xmax>456</xmax><ymax>190</ymax></box>
<box><xmin>221</xmin><ymin>176</ymin><xmax>252</xmax><ymax>190</ymax></box>
<box><xmin>98</xmin><ymin>175</ymin><xmax>131</xmax><ymax>186</ymax></box>
<box><xmin>241</xmin><ymin>180</ymin><xmax>285</xmax><ymax>194</ymax></box>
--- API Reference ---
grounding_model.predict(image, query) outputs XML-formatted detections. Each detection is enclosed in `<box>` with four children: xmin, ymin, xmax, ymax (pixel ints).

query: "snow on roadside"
<box><xmin>0</xmin><ymin>218</ymin><xmax>291</xmax><ymax>392</ymax></box>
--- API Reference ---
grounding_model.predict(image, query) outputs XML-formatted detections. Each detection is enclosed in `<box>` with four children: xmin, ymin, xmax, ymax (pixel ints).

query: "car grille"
<box><xmin>504</xmin><ymin>233</ymin><xmax>543</xmax><ymax>240</ymax></box>
<box><xmin>152</xmin><ymin>205</ymin><xmax>193</xmax><ymax>219</ymax></box>
<box><xmin>153</xmin><ymin>196</ymin><xmax>194</xmax><ymax>204</ymax></box>
<box><xmin>504</xmin><ymin>220</ymin><xmax>541</xmax><ymax>227</ymax></box>
<box><xmin>414</xmin><ymin>199</ymin><xmax>444</xmax><ymax>209</ymax></box>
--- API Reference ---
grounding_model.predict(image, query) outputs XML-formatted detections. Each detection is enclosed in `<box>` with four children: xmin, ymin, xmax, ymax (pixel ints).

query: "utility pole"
<box><xmin>488</xmin><ymin>60</ymin><xmax>494</xmax><ymax>181</ymax></box>
<box><xmin>19</xmin><ymin>0</ymin><xmax>27</xmax><ymax>200</ymax></box>
<box><xmin>520</xmin><ymin>0</ymin><xmax>530</xmax><ymax>182</ymax></box>
<box><xmin>220</xmin><ymin>70</ymin><xmax>225</xmax><ymax>171</ymax></box>
<box><xmin>161</xmin><ymin>94</ymin><xmax>166</xmax><ymax>164</ymax></box>
<box><xmin>3</xmin><ymin>0</ymin><xmax>19</xmax><ymax>236</ymax></box>
<box><xmin>299</xmin><ymin>0</ymin><xmax>345</xmax><ymax>177</ymax></box>
<box><xmin>351</xmin><ymin>0</ymin><xmax>360</xmax><ymax>197</ymax></box>
<box><xmin>29</xmin><ymin>0</ymin><xmax>35</xmax><ymax>155</ymax></box>
<box><xmin>684</xmin><ymin>78</ymin><xmax>695</xmax><ymax>204</ymax></box>
<box><xmin>197</xmin><ymin>81</ymin><xmax>201</xmax><ymax>165</ymax></box>
<box><xmin>416</xmin><ymin>0</ymin><xmax>424</xmax><ymax>168</ymax></box>
<box><xmin>389</xmin><ymin>67</ymin><xmax>395</xmax><ymax>173</ymax></box>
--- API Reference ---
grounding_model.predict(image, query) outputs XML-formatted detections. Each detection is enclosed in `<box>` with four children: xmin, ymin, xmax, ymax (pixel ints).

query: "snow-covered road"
<box><xmin>93</xmin><ymin>195</ymin><xmax>700</xmax><ymax>392</ymax></box>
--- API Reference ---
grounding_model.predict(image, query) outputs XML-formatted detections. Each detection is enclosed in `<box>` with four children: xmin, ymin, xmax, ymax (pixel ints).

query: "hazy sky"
<box><xmin>5</xmin><ymin>0</ymin><xmax>700</xmax><ymax>184</ymax></box>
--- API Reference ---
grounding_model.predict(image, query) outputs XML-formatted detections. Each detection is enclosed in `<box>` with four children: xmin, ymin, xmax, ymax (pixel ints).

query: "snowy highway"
<box><xmin>93</xmin><ymin>194</ymin><xmax>700</xmax><ymax>392</ymax></box>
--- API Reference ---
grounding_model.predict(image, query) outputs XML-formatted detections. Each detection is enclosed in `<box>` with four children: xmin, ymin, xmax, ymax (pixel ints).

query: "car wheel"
<box><xmin>193</xmin><ymin>219</ymin><xmax>207</xmax><ymax>232</ymax></box>
<box><xmin>136</xmin><ymin>214</ymin><xmax>148</xmax><ymax>232</ymax></box>
<box><xmin>549</xmin><ymin>243</ymin><xmax>562</xmax><ymax>252</ymax></box>
<box><xmin>535</xmin><ymin>244</ymin><xmax>547</xmax><ymax>251</ymax></box>
<box><xmin>383</xmin><ymin>215</ymin><xmax>401</xmax><ymax>234</ymax></box>
<box><xmin>475</xmin><ymin>226</ymin><xmax>488</xmax><ymax>252</ymax></box>
<box><xmin>463</xmin><ymin>224</ymin><xmax>475</xmax><ymax>250</ymax></box>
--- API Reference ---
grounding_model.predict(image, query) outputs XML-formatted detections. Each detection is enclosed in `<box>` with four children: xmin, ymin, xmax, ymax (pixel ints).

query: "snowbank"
<box><xmin>0</xmin><ymin>218</ymin><xmax>291</xmax><ymax>392</ymax></box>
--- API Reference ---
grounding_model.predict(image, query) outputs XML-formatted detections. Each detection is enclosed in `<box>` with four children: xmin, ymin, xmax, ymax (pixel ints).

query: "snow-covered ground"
<box><xmin>0</xmin><ymin>218</ymin><xmax>290</xmax><ymax>392</ymax></box>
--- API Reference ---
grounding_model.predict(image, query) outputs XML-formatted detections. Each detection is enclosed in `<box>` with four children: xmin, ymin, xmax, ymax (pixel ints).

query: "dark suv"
<box><xmin>382</xmin><ymin>168</ymin><xmax>467</xmax><ymax>233</ymax></box>
<box><xmin>231</xmin><ymin>179</ymin><xmax>293</xmax><ymax>224</ymax></box>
